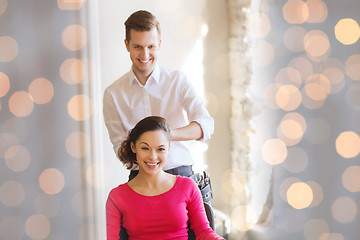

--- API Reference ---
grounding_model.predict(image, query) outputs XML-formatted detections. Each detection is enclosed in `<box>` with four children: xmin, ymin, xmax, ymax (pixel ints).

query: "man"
<box><xmin>103</xmin><ymin>10</ymin><xmax>214</xmax><ymax>181</ymax></box>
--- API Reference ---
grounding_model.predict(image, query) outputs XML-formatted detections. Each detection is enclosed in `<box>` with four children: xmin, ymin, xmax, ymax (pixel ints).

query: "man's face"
<box><xmin>125</xmin><ymin>27</ymin><xmax>161</xmax><ymax>80</ymax></box>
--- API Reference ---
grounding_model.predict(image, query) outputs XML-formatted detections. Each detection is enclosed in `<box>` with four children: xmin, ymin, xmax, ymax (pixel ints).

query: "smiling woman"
<box><xmin>106</xmin><ymin>116</ymin><xmax>224</xmax><ymax>239</ymax></box>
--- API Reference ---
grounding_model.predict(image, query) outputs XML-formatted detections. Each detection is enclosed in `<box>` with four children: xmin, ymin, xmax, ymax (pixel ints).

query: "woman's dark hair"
<box><xmin>124</xmin><ymin>10</ymin><xmax>161</xmax><ymax>42</ymax></box>
<box><xmin>119</xmin><ymin>116</ymin><xmax>171</xmax><ymax>169</ymax></box>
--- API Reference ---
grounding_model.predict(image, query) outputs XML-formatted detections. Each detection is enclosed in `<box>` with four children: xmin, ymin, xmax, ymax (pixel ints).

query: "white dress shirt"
<box><xmin>103</xmin><ymin>64</ymin><xmax>214</xmax><ymax>170</ymax></box>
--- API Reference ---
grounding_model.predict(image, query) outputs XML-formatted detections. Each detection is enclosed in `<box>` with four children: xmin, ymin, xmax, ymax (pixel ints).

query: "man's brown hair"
<box><xmin>124</xmin><ymin>10</ymin><xmax>161</xmax><ymax>42</ymax></box>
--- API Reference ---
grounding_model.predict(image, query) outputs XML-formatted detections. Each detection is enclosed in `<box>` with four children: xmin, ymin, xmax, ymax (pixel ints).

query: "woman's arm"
<box><xmin>106</xmin><ymin>194</ymin><xmax>123</xmax><ymax>240</ymax></box>
<box><xmin>187</xmin><ymin>180</ymin><xmax>225</xmax><ymax>240</ymax></box>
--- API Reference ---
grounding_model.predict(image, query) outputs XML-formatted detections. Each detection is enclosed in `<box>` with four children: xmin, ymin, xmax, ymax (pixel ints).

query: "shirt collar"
<box><xmin>128</xmin><ymin>63</ymin><xmax>160</xmax><ymax>87</ymax></box>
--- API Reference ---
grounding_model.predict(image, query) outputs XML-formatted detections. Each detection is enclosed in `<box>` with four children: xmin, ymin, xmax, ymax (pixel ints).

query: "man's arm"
<box><xmin>171</xmin><ymin>121</ymin><xmax>203</xmax><ymax>141</ymax></box>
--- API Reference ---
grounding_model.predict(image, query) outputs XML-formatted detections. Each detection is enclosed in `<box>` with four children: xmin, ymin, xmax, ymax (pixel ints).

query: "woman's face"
<box><xmin>131</xmin><ymin>130</ymin><xmax>169</xmax><ymax>174</ymax></box>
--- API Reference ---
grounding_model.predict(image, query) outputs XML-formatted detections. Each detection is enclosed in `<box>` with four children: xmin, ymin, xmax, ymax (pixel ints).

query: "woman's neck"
<box><xmin>129</xmin><ymin>171</ymin><xmax>176</xmax><ymax>196</ymax></box>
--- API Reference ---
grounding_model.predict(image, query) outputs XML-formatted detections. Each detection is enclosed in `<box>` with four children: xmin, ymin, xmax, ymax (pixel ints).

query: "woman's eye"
<box><xmin>158</xmin><ymin>148</ymin><xmax>165</xmax><ymax>151</ymax></box>
<box><xmin>141</xmin><ymin>147</ymin><xmax>149</xmax><ymax>150</ymax></box>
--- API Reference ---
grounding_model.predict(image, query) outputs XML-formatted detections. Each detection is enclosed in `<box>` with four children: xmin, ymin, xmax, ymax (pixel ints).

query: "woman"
<box><xmin>106</xmin><ymin>116</ymin><xmax>224</xmax><ymax>239</ymax></box>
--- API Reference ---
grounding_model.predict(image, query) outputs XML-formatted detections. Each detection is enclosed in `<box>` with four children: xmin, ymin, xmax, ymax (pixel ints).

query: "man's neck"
<box><xmin>132</xmin><ymin>68</ymin><xmax>153</xmax><ymax>86</ymax></box>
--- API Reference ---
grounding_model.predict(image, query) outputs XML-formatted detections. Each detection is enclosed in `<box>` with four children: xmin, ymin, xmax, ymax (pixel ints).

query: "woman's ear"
<box><xmin>130</xmin><ymin>142</ymin><xmax>136</xmax><ymax>154</ymax></box>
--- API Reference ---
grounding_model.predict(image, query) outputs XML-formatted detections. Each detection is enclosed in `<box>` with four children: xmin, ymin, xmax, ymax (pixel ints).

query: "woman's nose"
<box><xmin>150</xmin><ymin>150</ymin><xmax>157</xmax><ymax>159</ymax></box>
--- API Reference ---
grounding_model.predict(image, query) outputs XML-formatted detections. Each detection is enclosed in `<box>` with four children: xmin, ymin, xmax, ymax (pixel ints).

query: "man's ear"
<box><xmin>130</xmin><ymin>142</ymin><xmax>136</xmax><ymax>153</ymax></box>
<box><xmin>124</xmin><ymin>39</ymin><xmax>130</xmax><ymax>52</ymax></box>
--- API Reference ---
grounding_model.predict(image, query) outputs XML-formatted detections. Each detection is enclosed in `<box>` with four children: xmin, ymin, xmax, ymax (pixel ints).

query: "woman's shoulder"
<box><xmin>108</xmin><ymin>183</ymin><xmax>130</xmax><ymax>196</ymax></box>
<box><xmin>176</xmin><ymin>176</ymin><xmax>198</xmax><ymax>190</ymax></box>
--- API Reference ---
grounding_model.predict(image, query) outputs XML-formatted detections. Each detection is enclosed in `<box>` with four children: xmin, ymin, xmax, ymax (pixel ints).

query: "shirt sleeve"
<box><xmin>106</xmin><ymin>190</ymin><xmax>123</xmax><ymax>240</ymax></box>
<box><xmin>179</xmin><ymin>74</ymin><xmax>214</xmax><ymax>141</ymax></box>
<box><xmin>103</xmin><ymin>88</ymin><xmax>127</xmax><ymax>158</ymax></box>
<box><xmin>187</xmin><ymin>179</ymin><xmax>225</xmax><ymax>240</ymax></box>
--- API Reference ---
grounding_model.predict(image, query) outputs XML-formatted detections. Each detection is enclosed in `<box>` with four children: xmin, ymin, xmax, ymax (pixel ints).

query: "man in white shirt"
<box><xmin>103</xmin><ymin>10</ymin><xmax>214</xmax><ymax>180</ymax></box>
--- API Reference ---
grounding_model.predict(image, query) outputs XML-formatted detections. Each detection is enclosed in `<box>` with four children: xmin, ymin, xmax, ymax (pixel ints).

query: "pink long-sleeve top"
<box><xmin>106</xmin><ymin>175</ymin><xmax>224</xmax><ymax>240</ymax></box>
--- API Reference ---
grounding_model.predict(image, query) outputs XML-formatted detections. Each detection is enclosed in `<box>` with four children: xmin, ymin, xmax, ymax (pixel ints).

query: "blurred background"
<box><xmin>0</xmin><ymin>0</ymin><xmax>359</xmax><ymax>239</ymax></box>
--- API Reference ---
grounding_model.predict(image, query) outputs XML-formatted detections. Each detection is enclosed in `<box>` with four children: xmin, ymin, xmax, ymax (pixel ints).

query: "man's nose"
<box><xmin>141</xmin><ymin>48</ymin><xmax>149</xmax><ymax>58</ymax></box>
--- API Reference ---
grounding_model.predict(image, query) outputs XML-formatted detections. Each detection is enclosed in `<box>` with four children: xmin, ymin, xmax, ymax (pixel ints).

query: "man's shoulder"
<box><xmin>105</xmin><ymin>71</ymin><xmax>131</xmax><ymax>91</ymax></box>
<box><xmin>158</xmin><ymin>65</ymin><xmax>187</xmax><ymax>83</ymax></box>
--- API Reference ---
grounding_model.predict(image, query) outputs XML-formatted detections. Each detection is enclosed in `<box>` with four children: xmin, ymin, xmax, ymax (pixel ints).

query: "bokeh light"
<box><xmin>288</xmin><ymin>56</ymin><xmax>314</xmax><ymax>81</ymax></box>
<box><xmin>301</xmin><ymin>87</ymin><xmax>326</xmax><ymax>109</ymax></box>
<box><xmin>283</xmin><ymin>0</ymin><xmax>309</xmax><ymax>24</ymax></box>
<box><xmin>0</xmin><ymin>72</ymin><xmax>10</xmax><ymax>97</ymax></box>
<box><xmin>57</xmin><ymin>0</ymin><xmax>86</xmax><ymax>10</ymax></box>
<box><xmin>39</xmin><ymin>168</ymin><xmax>65</xmax><ymax>195</ymax></box>
<box><xmin>287</xmin><ymin>182</ymin><xmax>313</xmax><ymax>209</ymax></box>
<box><xmin>35</xmin><ymin>193</ymin><xmax>60</xmax><ymax>218</ymax></box>
<box><xmin>277</xmin><ymin>112</ymin><xmax>306</xmax><ymax>146</ymax></box>
<box><xmin>0</xmin><ymin>133</ymin><xmax>19</xmax><ymax>158</ymax></box>
<box><xmin>60</xmin><ymin>58</ymin><xmax>85</xmax><ymax>84</ymax></box>
<box><xmin>275</xmin><ymin>67</ymin><xmax>303</xmax><ymax>88</ymax></box>
<box><xmin>67</xmin><ymin>94</ymin><xmax>92</xmax><ymax>121</ymax></box>
<box><xmin>283</xmin><ymin>26</ymin><xmax>307</xmax><ymax>52</ymax></box>
<box><xmin>342</xmin><ymin>166</ymin><xmax>360</xmax><ymax>192</ymax></box>
<box><xmin>62</xmin><ymin>24</ymin><xmax>87</xmax><ymax>51</ymax></box>
<box><xmin>275</xmin><ymin>84</ymin><xmax>302</xmax><ymax>111</ymax></box>
<box><xmin>253</xmin><ymin>40</ymin><xmax>275</xmax><ymax>66</ymax></box>
<box><xmin>0</xmin><ymin>0</ymin><xmax>8</xmax><ymax>15</ymax></box>
<box><xmin>305</xmin><ymin>0</ymin><xmax>328</xmax><ymax>23</ymax></box>
<box><xmin>247</xmin><ymin>12</ymin><xmax>271</xmax><ymax>39</ymax></box>
<box><xmin>9</xmin><ymin>91</ymin><xmax>34</xmax><ymax>117</ymax></box>
<box><xmin>0</xmin><ymin>36</ymin><xmax>18</xmax><ymax>62</ymax></box>
<box><xmin>231</xmin><ymin>205</ymin><xmax>258</xmax><ymax>231</ymax></box>
<box><xmin>2</xmin><ymin>117</ymin><xmax>29</xmax><ymax>142</ymax></box>
<box><xmin>86</xmin><ymin>162</ymin><xmax>104</xmax><ymax>189</ymax></box>
<box><xmin>334</xmin><ymin>18</ymin><xmax>360</xmax><ymax>45</ymax></box>
<box><xmin>263</xmin><ymin>84</ymin><xmax>280</xmax><ymax>110</ymax></box>
<box><xmin>304</xmin><ymin>30</ymin><xmax>330</xmax><ymax>57</ymax></box>
<box><xmin>279</xmin><ymin>177</ymin><xmax>300</xmax><ymax>201</ymax></box>
<box><xmin>303</xmin><ymin>219</ymin><xmax>329</xmax><ymax>240</ymax></box>
<box><xmin>4</xmin><ymin>144</ymin><xmax>31</xmax><ymax>172</ymax></box>
<box><xmin>221</xmin><ymin>169</ymin><xmax>247</xmax><ymax>206</ymax></box>
<box><xmin>0</xmin><ymin>181</ymin><xmax>25</xmax><ymax>207</ymax></box>
<box><xmin>283</xmin><ymin>147</ymin><xmax>308</xmax><ymax>173</ymax></box>
<box><xmin>28</xmin><ymin>78</ymin><xmax>54</xmax><ymax>104</ymax></box>
<box><xmin>25</xmin><ymin>214</ymin><xmax>51</xmax><ymax>240</ymax></box>
<box><xmin>65</xmin><ymin>131</ymin><xmax>91</xmax><ymax>158</ymax></box>
<box><xmin>277</xmin><ymin>118</ymin><xmax>303</xmax><ymax>146</ymax></box>
<box><xmin>322</xmin><ymin>67</ymin><xmax>345</xmax><ymax>94</ymax></box>
<box><xmin>335</xmin><ymin>131</ymin><xmax>360</xmax><ymax>158</ymax></box>
<box><xmin>305</xmin><ymin>118</ymin><xmax>330</xmax><ymax>144</ymax></box>
<box><xmin>304</xmin><ymin>74</ymin><xmax>331</xmax><ymax>101</ymax></box>
<box><xmin>261</xmin><ymin>138</ymin><xmax>288</xmax><ymax>165</ymax></box>
<box><xmin>0</xmin><ymin>217</ymin><xmax>24</xmax><ymax>240</ymax></box>
<box><xmin>319</xmin><ymin>233</ymin><xmax>344</xmax><ymax>240</ymax></box>
<box><xmin>345</xmin><ymin>54</ymin><xmax>360</xmax><ymax>81</ymax></box>
<box><xmin>307</xmin><ymin>181</ymin><xmax>324</xmax><ymax>207</ymax></box>
<box><xmin>331</xmin><ymin>197</ymin><xmax>358</xmax><ymax>223</ymax></box>
<box><xmin>346</xmin><ymin>84</ymin><xmax>360</xmax><ymax>110</ymax></box>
